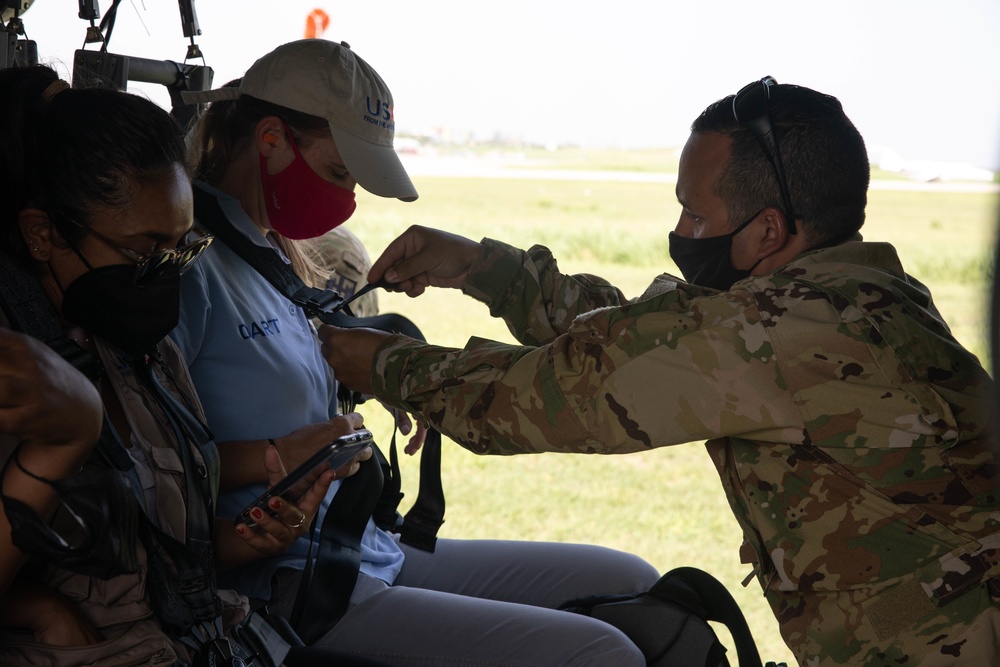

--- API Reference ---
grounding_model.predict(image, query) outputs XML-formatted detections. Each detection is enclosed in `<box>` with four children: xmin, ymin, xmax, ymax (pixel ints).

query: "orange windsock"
<box><xmin>304</xmin><ymin>8</ymin><xmax>330</xmax><ymax>39</ymax></box>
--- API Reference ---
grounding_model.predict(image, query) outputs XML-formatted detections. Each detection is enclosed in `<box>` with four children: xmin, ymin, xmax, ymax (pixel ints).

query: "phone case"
<box><xmin>233</xmin><ymin>429</ymin><xmax>373</xmax><ymax>530</ymax></box>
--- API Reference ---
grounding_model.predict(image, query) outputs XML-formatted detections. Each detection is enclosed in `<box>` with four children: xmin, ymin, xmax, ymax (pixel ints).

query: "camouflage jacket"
<box><xmin>371</xmin><ymin>238</ymin><xmax>1000</xmax><ymax>664</ymax></box>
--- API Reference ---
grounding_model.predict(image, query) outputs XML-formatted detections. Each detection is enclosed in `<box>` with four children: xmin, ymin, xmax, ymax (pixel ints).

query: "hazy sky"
<box><xmin>19</xmin><ymin>0</ymin><xmax>1000</xmax><ymax>169</ymax></box>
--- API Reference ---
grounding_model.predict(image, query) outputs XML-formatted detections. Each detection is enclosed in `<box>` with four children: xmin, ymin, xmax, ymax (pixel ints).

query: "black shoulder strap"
<box><xmin>122</xmin><ymin>362</ymin><xmax>225</xmax><ymax>634</ymax></box>
<box><xmin>651</xmin><ymin>567</ymin><xmax>763</xmax><ymax>667</ymax></box>
<box><xmin>396</xmin><ymin>428</ymin><xmax>445</xmax><ymax>550</ymax></box>
<box><xmin>290</xmin><ymin>453</ymin><xmax>384</xmax><ymax>642</ymax></box>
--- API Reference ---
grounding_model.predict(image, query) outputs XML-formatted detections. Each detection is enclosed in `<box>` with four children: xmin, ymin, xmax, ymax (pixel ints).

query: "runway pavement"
<box><xmin>399</xmin><ymin>154</ymin><xmax>999</xmax><ymax>193</ymax></box>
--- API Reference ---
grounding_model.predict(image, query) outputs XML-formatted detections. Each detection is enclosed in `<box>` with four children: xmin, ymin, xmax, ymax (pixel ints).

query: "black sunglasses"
<box><xmin>732</xmin><ymin>76</ymin><xmax>797</xmax><ymax>235</ymax></box>
<box><xmin>68</xmin><ymin>219</ymin><xmax>214</xmax><ymax>285</ymax></box>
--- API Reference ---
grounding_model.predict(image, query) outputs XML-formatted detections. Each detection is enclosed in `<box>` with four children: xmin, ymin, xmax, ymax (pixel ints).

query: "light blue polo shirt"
<box><xmin>170</xmin><ymin>182</ymin><xmax>403</xmax><ymax>600</ymax></box>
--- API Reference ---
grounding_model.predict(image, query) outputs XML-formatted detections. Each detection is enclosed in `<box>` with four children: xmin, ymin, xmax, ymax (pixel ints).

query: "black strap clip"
<box><xmin>289</xmin><ymin>285</ymin><xmax>346</xmax><ymax>318</ymax></box>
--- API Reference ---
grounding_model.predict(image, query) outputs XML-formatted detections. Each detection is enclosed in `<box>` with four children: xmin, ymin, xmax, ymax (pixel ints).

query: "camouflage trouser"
<box><xmin>772</xmin><ymin>579</ymin><xmax>1000</xmax><ymax>666</ymax></box>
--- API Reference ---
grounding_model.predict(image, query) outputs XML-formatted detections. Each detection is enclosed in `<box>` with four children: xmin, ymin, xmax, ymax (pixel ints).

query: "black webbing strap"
<box><xmin>364</xmin><ymin>424</ymin><xmax>444</xmax><ymax>551</ymax></box>
<box><xmin>370</xmin><ymin>433</ymin><xmax>404</xmax><ymax>532</ymax></box>
<box><xmin>127</xmin><ymin>363</ymin><xmax>225</xmax><ymax>633</ymax></box>
<box><xmin>289</xmin><ymin>455</ymin><xmax>384</xmax><ymax>643</ymax></box>
<box><xmin>397</xmin><ymin>427</ymin><xmax>444</xmax><ymax>551</ymax></box>
<box><xmin>339</xmin><ymin>387</ymin><xmax>442</xmax><ymax>550</ymax></box>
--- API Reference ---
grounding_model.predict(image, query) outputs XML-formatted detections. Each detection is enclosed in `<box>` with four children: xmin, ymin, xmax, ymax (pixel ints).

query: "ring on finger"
<box><xmin>288</xmin><ymin>513</ymin><xmax>307</xmax><ymax>529</ymax></box>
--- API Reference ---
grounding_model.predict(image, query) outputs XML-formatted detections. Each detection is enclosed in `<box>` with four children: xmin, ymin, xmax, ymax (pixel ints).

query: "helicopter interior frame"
<box><xmin>1</xmin><ymin>0</ymin><xmax>213</xmax><ymax>129</ymax></box>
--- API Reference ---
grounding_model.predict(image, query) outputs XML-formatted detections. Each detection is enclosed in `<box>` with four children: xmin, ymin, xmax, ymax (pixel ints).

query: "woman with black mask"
<box><xmin>0</xmin><ymin>65</ymin><xmax>367</xmax><ymax>667</ymax></box>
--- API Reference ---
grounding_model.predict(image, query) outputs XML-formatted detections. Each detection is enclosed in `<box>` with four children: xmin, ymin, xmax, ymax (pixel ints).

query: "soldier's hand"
<box><xmin>318</xmin><ymin>325</ymin><xmax>388</xmax><ymax>395</ymax></box>
<box><xmin>369</xmin><ymin>225</ymin><xmax>483</xmax><ymax>297</ymax></box>
<box><xmin>382</xmin><ymin>403</ymin><xmax>426</xmax><ymax>455</ymax></box>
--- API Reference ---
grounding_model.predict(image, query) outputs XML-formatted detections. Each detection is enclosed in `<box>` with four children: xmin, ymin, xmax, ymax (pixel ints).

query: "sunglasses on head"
<box><xmin>732</xmin><ymin>76</ymin><xmax>797</xmax><ymax>235</ymax></box>
<box><xmin>66</xmin><ymin>219</ymin><xmax>214</xmax><ymax>285</ymax></box>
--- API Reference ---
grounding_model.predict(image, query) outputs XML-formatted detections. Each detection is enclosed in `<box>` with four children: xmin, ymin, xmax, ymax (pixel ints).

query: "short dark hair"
<box><xmin>691</xmin><ymin>82</ymin><xmax>870</xmax><ymax>248</ymax></box>
<box><xmin>0</xmin><ymin>65</ymin><xmax>188</xmax><ymax>264</ymax></box>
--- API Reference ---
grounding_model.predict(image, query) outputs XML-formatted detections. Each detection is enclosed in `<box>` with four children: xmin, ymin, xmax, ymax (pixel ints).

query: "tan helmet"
<box><xmin>315</xmin><ymin>226</ymin><xmax>379</xmax><ymax>318</ymax></box>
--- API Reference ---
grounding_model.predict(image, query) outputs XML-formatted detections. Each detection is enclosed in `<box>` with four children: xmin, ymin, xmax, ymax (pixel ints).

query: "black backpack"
<box><xmin>560</xmin><ymin>566</ymin><xmax>784</xmax><ymax>667</ymax></box>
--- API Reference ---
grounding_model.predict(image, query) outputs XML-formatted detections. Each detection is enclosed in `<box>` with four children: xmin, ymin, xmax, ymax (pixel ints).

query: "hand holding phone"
<box><xmin>234</xmin><ymin>429</ymin><xmax>374</xmax><ymax>530</ymax></box>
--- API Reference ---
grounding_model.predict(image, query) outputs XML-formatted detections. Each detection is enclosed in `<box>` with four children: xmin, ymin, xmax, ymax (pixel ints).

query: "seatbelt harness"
<box><xmin>290</xmin><ymin>452</ymin><xmax>384</xmax><ymax>642</ymax></box>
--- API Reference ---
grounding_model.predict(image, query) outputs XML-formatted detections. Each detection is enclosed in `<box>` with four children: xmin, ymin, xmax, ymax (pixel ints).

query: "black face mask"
<box><xmin>668</xmin><ymin>209</ymin><xmax>764</xmax><ymax>291</ymax></box>
<box><xmin>61</xmin><ymin>263</ymin><xmax>180</xmax><ymax>358</ymax></box>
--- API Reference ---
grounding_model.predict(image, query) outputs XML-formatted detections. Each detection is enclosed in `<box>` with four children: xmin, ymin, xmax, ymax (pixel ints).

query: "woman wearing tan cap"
<box><xmin>173</xmin><ymin>38</ymin><xmax>661</xmax><ymax>667</ymax></box>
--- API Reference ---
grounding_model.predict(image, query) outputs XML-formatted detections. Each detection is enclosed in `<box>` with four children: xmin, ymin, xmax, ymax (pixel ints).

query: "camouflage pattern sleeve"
<box><xmin>461</xmin><ymin>239</ymin><xmax>628</xmax><ymax>346</ymax></box>
<box><xmin>371</xmin><ymin>239</ymin><xmax>1000</xmax><ymax>666</ymax></box>
<box><xmin>372</xmin><ymin>278</ymin><xmax>804</xmax><ymax>456</ymax></box>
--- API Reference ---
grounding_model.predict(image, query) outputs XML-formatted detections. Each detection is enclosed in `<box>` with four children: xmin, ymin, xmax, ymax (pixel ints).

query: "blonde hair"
<box><xmin>273</xmin><ymin>236</ymin><xmax>328</xmax><ymax>288</ymax></box>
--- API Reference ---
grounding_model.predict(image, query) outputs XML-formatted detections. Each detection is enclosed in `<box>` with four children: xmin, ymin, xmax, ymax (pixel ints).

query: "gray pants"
<box><xmin>267</xmin><ymin>537</ymin><xmax>662</xmax><ymax>666</ymax></box>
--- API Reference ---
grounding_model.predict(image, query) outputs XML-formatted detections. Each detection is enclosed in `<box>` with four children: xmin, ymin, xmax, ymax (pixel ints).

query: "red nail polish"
<box><xmin>250</xmin><ymin>508</ymin><xmax>262</xmax><ymax>520</ymax></box>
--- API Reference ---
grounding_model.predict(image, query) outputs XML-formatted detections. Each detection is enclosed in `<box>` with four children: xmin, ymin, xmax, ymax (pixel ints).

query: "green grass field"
<box><xmin>336</xmin><ymin>167</ymin><xmax>998</xmax><ymax>665</ymax></box>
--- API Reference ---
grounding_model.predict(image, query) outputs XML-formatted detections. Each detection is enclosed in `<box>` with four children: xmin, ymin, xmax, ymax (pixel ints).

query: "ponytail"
<box><xmin>0</xmin><ymin>66</ymin><xmax>60</xmax><ymax>266</ymax></box>
<box><xmin>273</xmin><ymin>235</ymin><xmax>328</xmax><ymax>288</ymax></box>
<box><xmin>0</xmin><ymin>65</ymin><xmax>188</xmax><ymax>269</ymax></box>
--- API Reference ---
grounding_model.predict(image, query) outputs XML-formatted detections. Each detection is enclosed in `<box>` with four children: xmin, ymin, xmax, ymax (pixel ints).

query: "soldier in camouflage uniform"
<box><xmin>319</xmin><ymin>80</ymin><xmax>1000</xmax><ymax>665</ymax></box>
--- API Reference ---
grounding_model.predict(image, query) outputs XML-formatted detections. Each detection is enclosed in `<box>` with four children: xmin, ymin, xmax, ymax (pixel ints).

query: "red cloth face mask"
<box><xmin>259</xmin><ymin>130</ymin><xmax>357</xmax><ymax>240</ymax></box>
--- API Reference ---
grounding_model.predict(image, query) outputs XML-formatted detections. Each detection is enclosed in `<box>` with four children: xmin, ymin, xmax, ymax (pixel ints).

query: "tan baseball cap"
<box><xmin>183</xmin><ymin>39</ymin><xmax>417</xmax><ymax>202</ymax></box>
